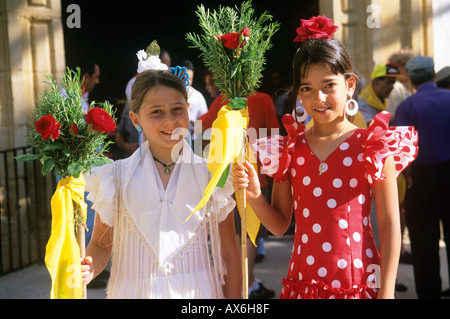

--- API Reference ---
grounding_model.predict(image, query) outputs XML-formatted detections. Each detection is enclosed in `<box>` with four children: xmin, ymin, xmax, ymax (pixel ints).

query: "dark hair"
<box><xmin>71</xmin><ymin>55</ymin><xmax>97</xmax><ymax>76</ymax></box>
<box><xmin>202</xmin><ymin>69</ymin><xmax>215</xmax><ymax>82</ymax></box>
<box><xmin>130</xmin><ymin>70</ymin><xmax>188</xmax><ymax>113</ymax></box>
<box><xmin>408</xmin><ymin>68</ymin><xmax>435</xmax><ymax>86</ymax></box>
<box><xmin>182</xmin><ymin>60</ymin><xmax>195</xmax><ymax>72</ymax></box>
<box><xmin>437</xmin><ymin>78</ymin><xmax>450</xmax><ymax>89</ymax></box>
<box><xmin>292</xmin><ymin>38</ymin><xmax>357</xmax><ymax>107</ymax></box>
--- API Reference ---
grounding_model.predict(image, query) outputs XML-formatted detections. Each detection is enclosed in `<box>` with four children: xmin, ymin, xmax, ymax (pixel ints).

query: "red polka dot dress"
<box><xmin>253</xmin><ymin>112</ymin><xmax>418</xmax><ymax>299</ymax></box>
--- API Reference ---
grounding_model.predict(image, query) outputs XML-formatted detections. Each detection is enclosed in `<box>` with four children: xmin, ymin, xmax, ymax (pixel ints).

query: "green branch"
<box><xmin>186</xmin><ymin>0</ymin><xmax>280</xmax><ymax>105</ymax></box>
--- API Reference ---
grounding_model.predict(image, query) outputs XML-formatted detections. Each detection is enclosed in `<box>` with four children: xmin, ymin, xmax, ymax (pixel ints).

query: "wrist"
<box><xmin>247</xmin><ymin>188</ymin><xmax>263</xmax><ymax>203</ymax></box>
<box><xmin>246</xmin><ymin>185</ymin><xmax>261</xmax><ymax>199</ymax></box>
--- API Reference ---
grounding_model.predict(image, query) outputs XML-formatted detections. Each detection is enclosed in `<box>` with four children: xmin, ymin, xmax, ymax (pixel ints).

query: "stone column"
<box><xmin>1</xmin><ymin>0</ymin><xmax>65</xmax><ymax>150</ymax></box>
<box><xmin>319</xmin><ymin>0</ymin><xmax>434</xmax><ymax>82</ymax></box>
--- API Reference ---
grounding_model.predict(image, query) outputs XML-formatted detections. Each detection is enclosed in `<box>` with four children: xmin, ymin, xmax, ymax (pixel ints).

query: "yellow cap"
<box><xmin>371</xmin><ymin>63</ymin><xmax>401</xmax><ymax>79</ymax></box>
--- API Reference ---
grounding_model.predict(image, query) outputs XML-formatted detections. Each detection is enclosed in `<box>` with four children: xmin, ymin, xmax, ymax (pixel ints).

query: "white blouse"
<box><xmin>85</xmin><ymin>140</ymin><xmax>235</xmax><ymax>299</ymax></box>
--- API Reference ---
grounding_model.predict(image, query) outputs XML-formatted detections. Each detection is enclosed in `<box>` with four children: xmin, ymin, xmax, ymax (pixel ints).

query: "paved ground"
<box><xmin>0</xmin><ymin>234</ymin><xmax>448</xmax><ymax>299</ymax></box>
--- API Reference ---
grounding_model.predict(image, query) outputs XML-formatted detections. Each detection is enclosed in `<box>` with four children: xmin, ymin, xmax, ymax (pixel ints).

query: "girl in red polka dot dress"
<box><xmin>233</xmin><ymin>16</ymin><xmax>418</xmax><ymax>299</ymax></box>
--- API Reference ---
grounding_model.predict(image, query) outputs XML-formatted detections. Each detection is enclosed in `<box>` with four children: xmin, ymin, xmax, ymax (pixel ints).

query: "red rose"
<box><xmin>69</xmin><ymin>123</ymin><xmax>79</xmax><ymax>136</ymax></box>
<box><xmin>36</xmin><ymin>114</ymin><xmax>61</xmax><ymax>140</ymax></box>
<box><xmin>220</xmin><ymin>28</ymin><xmax>249</xmax><ymax>49</ymax></box>
<box><xmin>241</xmin><ymin>27</ymin><xmax>250</xmax><ymax>38</ymax></box>
<box><xmin>294</xmin><ymin>15</ymin><xmax>338</xmax><ymax>43</ymax></box>
<box><xmin>221</xmin><ymin>32</ymin><xmax>242</xmax><ymax>49</ymax></box>
<box><xmin>86</xmin><ymin>108</ymin><xmax>116</xmax><ymax>132</ymax></box>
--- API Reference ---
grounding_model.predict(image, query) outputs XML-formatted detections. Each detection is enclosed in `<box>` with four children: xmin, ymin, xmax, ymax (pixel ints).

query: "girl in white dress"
<box><xmin>81</xmin><ymin>70</ymin><xmax>241</xmax><ymax>299</ymax></box>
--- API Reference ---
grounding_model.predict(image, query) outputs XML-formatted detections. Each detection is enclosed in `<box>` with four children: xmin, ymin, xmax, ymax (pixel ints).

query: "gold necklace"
<box><xmin>312</xmin><ymin>121</ymin><xmax>349</xmax><ymax>175</ymax></box>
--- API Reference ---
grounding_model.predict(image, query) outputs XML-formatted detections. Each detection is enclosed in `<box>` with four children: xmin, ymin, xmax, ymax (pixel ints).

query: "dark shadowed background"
<box><xmin>61</xmin><ymin>0</ymin><xmax>318</xmax><ymax>118</ymax></box>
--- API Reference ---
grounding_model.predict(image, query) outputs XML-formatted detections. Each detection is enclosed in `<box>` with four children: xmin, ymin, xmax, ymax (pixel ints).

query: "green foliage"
<box><xmin>15</xmin><ymin>68</ymin><xmax>115</xmax><ymax>178</ymax></box>
<box><xmin>186</xmin><ymin>0</ymin><xmax>279</xmax><ymax>106</ymax></box>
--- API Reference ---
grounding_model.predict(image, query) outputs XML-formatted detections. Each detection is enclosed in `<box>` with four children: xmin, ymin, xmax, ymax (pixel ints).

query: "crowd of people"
<box><xmin>72</xmin><ymin>16</ymin><xmax>449</xmax><ymax>299</ymax></box>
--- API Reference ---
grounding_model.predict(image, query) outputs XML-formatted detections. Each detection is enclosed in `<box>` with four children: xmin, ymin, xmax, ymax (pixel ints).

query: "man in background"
<box><xmin>394</xmin><ymin>56</ymin><xmax>450</xmax><ymax>299</ymax></box>
<box><xmin>358</xmin><ymin>63</ymin><xmax>401</xmax><ymax>125</ymax></box>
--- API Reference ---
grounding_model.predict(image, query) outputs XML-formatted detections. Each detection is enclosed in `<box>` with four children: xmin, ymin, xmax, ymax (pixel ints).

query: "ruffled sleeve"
<box><xmin>252</xmin><ymin>114</ymin><xmax>306</xmax><ymax>183</ymax></box>
<box><xmin>210</xmin><ymin>173</ymin><xmax>236</xmax><ymax>223</ymax></box>
<box><xmin>362</xmin><ymin>111</ymin><xmax>418</xmax><ymax>186</ymax></box>
<box><xmin>85</xmin><ymin>162</ymin><xmax>116</xmax><ymax>227</ymax></box>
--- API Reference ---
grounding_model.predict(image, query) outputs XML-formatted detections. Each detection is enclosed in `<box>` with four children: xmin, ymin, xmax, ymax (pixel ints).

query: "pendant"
<box><xmin>318</xmin><ymin>162</ymin><xmax>328</xmax><ymax>175</ymax></box>
<box><xmin>164</xmin><ymin>167</ymin><xmax>171</xmax><ymax>174</ymax></box>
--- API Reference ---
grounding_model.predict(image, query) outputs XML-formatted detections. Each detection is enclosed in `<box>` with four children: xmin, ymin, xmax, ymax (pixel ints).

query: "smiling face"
<box><xmin>298</xmin><ymin>62</ymin><xmax>356</xmax><ymax>125</ymax></box>
<box><xmin>130</xmin><ymin>84</ymin><xmax>190</xmax><ymax>159</ymax></box>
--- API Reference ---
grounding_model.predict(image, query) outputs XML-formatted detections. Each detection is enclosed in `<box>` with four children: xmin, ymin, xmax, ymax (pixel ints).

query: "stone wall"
<box><xmin>0</xmin><ymin>0</ymin><xmax>65</xmax><ymax>150</ymax></box>
<box><xmin>320</xmin><ymin>0</ymin><xmax>434</xmax><ymax>83</ymax></box>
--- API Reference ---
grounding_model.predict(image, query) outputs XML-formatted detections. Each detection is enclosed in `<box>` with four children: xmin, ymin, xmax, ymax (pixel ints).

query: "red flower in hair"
<box><xmin>35</xmin><ymin>114</ymin><xmax>61</xmax><ymax>140</ymax></box>
<box><xmin>294</xmin><ymin>15</ymin><xmax>338</xmax><ymax>43</ymax></box>
<box><xmin>86</xmin><ymin>108</ymin><xmax>116</xmax><ymax>133</ymax></box>
<box><xmin>220</xmin><ymin>27</ymin><xmax>250</xmax><ymax>49</ymax></box>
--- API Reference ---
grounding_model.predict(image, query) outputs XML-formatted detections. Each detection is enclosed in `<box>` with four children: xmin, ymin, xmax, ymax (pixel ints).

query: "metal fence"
<box><xmin>0</xmin><ymin>146</ymin><xmax>55</xmax><ymax>275</ymax></box>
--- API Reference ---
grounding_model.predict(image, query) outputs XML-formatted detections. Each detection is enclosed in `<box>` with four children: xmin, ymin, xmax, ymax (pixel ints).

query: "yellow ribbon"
<box><xmin>187</xmin><ymin>105</ymin><xmax>261</xmax><ymax>246</ymax></box>
<box><xmin>45</xmin><ymin>175</ymin><xmax>87</xmax><ymax>299</ymax></box>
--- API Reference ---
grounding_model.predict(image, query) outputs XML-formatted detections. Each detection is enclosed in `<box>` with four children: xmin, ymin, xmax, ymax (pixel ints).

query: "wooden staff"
<box><xmin>238</xmin><ymin>137</ymin><xmax>249</xmax><ymax>299</ymax></box>
<box><xmin>74</xmin><ymin>201</ymin><xmax>87</xmax><ymax>299</ymax></box>
<box><xmin>240</xmin><ymin>191</ymin><xmax>248</xmax><ymax>299</ymax></box>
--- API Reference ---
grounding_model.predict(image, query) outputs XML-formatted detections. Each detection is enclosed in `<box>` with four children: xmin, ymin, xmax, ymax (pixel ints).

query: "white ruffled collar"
<box><xmin>121</xmin><ymin>140</ymin><xmax>210</xmax><ymax>268</ymax></box>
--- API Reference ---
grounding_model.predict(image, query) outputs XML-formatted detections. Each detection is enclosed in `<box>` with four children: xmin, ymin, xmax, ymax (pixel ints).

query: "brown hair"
<box><xmin>388</xmin><ymin>48</ymin><xmax>414</xmax><ymax>68</ymax></box>
<box><xmin>130</xmin><ymin>70</ymin><xmax>188</xmax><ymax>113</ymax></box>
<box><xmin>292</xmin><ymin>38</ymin><xmax>357</xmax><ymax>107</ymax></box>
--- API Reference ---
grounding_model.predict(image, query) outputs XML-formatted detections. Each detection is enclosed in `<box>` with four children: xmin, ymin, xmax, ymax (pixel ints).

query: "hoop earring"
<box><xmin>293</xmin><ymin>99</ymin><xmax>308</xmax><ymax>122</ymax></box>
<box><xmin>136</xmin><ymin>124</ymin><xmax>143</xmax><ymax>158</ymax></box>
<box><xmin>345</xmin><ymin>98</ymin><xmax>359</xmax><ymax>117</ymax></box>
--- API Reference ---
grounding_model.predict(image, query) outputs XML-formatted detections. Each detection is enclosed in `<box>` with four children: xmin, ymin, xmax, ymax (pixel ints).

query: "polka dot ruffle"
<box><xmin>253</xmin><ymin>111</ymin><xmax>418</xmax><ymax>187</ymax></box>
<box><xmin>280</xmin><ymin>278</ymin><xmax>377</xmax><ymax>299</ymax></box>
<box><xmin>362</xmin><ymin>111</ymin><xmax>418</xmax><ymax>186</ymax></box>
<box><xmin>252</xmin><ymin>114</ymin><xmax>305</xmax><ymax>183</ymax></box>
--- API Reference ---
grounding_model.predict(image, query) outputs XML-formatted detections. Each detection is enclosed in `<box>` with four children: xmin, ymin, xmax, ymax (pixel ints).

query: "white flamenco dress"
<box><xmin>85</xmin><ymin>140</ymin><xmax>235</xmax><ymax>299</ymax></box>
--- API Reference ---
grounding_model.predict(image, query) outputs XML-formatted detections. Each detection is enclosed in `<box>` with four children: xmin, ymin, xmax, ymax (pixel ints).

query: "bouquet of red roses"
<box><xmin>15</xmin><ymin>67</ymin><xmax>116</xmax><ymax>299</ymax></box>
<box><xmin>16</xmin><ymin>68</ymin><xmax>115</xmax><ymax>177</ymax></box>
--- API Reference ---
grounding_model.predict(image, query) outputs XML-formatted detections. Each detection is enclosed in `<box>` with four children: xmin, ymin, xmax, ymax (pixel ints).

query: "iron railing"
<box><xmin>0</xmin><ymin>146</ymin><xmax>55</xmax><ymax>275</ymax></box>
